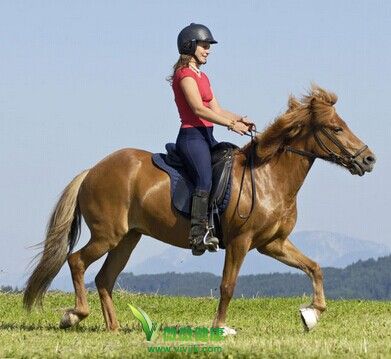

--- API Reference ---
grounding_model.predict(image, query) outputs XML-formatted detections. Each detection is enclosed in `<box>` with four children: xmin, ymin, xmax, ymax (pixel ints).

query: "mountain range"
<box><xmin>131</xmin><ymin>231</ymin><xmax>390</xmax><ymax>276</ymax></box>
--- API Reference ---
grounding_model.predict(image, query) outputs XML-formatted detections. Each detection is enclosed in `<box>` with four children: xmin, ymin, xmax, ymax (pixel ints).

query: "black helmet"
<box><xmin>177</xmin><ymin>23</ymin><xmax>218</xmax><ymax>55</ymax></box>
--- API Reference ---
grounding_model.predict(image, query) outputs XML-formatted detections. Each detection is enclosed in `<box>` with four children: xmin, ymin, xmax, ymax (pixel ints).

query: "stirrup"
<box><xmin>190</xmin><ymin>237</ymin><xmax>218</xmax><ymax>256</ymax></box>
<box><xmin>203</xmin><ymin>227</ymin><xmax>219</xmax><ymax>252</ymax></box>
<box><xmin>190</xmin><ymin>231</ymin><xmax>219</xmax><ymax>256</ymax></box>
<box><xmin>189</xmin><ymin>220</ymin><xmax>219</xmax><ymax>255</ymax></box>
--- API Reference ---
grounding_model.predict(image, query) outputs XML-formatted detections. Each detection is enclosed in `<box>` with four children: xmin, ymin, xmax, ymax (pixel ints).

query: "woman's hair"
<box><xmin>166</xmin><ymin>54</ymin><xmax>193</xmax><ymax>84</ymax></box>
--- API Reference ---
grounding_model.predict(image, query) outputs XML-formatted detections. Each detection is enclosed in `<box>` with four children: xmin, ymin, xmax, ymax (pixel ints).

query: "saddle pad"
<box><xmin>152</xmin><ymin>153</ymin><xmax>232</xmax><ymax>217</ymax></box>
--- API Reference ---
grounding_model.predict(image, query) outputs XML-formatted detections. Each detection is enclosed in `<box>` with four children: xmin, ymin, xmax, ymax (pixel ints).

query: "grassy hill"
<box><xmin>0</xmin><ymin>292</ymin><xmax>390</xmax><ymax>358</ymax></box>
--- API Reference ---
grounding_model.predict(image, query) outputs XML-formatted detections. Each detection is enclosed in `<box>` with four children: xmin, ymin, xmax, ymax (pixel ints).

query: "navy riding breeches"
<box><xmin>176</xmin><ymin>126</ymin><xmax>219</xmax><ymax>192</ymax></box>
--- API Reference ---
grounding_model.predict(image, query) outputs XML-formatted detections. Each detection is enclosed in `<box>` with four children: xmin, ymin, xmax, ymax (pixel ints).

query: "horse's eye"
<box><xmin>333</xmin><ymin>127</ymin><xmax>343</xmax><ymax>133</ymax></box>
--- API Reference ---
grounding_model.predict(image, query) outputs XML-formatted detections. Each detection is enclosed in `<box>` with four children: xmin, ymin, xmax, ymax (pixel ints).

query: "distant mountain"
<box><xmin>131</xmin><ymin>231</ymin><xmax>389</xmax><ymax>276</ymax></box>
<box><xmin>84</xmin><ymin>255</ymin><xmax>391</xmax><ymax>300</ymax></box>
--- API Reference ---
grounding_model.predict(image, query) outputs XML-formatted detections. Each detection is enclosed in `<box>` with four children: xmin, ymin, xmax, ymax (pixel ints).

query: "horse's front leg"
<box><xmin>258</xmin><ymin>237</ymin><xmax>326</xmax><ymax>330</ymax></box>
<box><xmin>212</xmin><ymin>234</ymin><xmax>251</xmax><ymax>335</ymax></box>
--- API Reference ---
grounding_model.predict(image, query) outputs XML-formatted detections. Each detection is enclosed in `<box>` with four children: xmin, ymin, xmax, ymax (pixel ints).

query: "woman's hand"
<box><xmin>238</xmin><ymin>116</ymin><xmax>256</xmax><ymax>131</ymax></box>
<box><xmin>231</xmin><ymin>121</ymin><xmax>250</xmax><ymax>135</ymax></box>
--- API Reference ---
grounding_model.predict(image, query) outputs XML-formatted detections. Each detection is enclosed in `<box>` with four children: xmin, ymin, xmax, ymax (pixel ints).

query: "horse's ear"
<box><xmin>287</xmin><ymin>95</ymin><xmax>301</xmax><ymax>112</ymax></box>
<box><xmin>310</xmin><ymin>84</ymin><xmax>338</xmax><ymax>106</ymax></box>
<box><xmin>309</xmin><ymin>96</ymin><xmax>316</xmax><ymax>108</ymax></box>
<box><xmin>308</xmin><ymin>95</ymin><xmax>336</xmax><ymax>127</ymax></box>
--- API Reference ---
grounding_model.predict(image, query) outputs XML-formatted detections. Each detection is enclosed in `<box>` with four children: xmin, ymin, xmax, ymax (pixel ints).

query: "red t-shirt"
<box><xmin>172</xmin><ymin>67</ymin><xmax>214</xmax><ymax>128</ymax></box>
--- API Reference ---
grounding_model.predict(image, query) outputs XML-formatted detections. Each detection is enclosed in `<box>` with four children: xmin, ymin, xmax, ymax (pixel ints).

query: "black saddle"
<box><xmin>165</xmin><ymin>141</ymin><xmax>237</xmax><ymax>208</ymax></box>
<box><xmin>151</xmin><ymin>142</ymin><xmax>238</xmax><ymax>247</ymax></box>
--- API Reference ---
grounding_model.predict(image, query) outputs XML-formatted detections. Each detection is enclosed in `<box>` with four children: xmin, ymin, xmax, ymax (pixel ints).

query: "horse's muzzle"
<box><xmin>349</xmin><ymin>152</ymin><xmax>376</xmax><ymax>176</ymax></box>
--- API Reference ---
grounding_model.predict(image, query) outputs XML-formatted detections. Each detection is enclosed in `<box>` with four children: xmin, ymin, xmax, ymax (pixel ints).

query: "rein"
<box><xmin>235</xmin><ymin>129</ymin><xmax>257</xmax><ymax>220</ymax></box>
<box><xmin>285</xmin><ymin>128</ymin><xmax>368</xmax><ymax>168</ymax></box>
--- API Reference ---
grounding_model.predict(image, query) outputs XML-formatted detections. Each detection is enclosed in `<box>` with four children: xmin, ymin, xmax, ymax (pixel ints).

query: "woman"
<box><xmin>169</xmin><ymin>23</ymin><xmax>254</xmax><ymax>256</ymax></box>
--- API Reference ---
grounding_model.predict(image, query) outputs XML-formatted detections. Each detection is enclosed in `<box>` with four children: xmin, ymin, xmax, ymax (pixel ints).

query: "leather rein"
<box><xmin>285</xmin><ymin>127</ymin><xmax>368</xmax><ymax>169</ymax></box>
<box><xmin>235</xmin><ymin>130</ymin><xmax>257</xmax><ymax>219</ymax></box>
<box><xmin>235</xmin><ymin>127</ymin><xmax>368</xmax><ymax>220</ymax></box>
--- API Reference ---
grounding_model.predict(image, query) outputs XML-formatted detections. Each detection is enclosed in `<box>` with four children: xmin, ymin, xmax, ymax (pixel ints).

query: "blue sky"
<box><xmin>1</xmin><ymin>1</ymin><xmax>390</xmax><ymax>286</ymax></box>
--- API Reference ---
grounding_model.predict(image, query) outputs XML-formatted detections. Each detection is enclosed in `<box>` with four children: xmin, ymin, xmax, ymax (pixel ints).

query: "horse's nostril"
<box><xmin>364</xmin><ymin>155</ymin><xmax>376</xmax><ymax>164</ymax></box>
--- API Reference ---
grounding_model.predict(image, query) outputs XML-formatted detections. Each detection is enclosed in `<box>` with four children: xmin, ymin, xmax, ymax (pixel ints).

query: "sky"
<box><xmin>1</xmin><ymin>0</ymin><xmax>390</xmax><ymax>287</ymax></box>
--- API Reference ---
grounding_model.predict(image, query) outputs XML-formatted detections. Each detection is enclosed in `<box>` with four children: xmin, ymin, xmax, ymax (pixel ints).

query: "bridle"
<box><xmin>285</xmin><ymin>127</ymin><xmax>368</xmax><ymax>170</ymax></box>
<box><xmin>235</xmin><ymin>126</ymin><xmax>368</xmax><ymax>220</ymax></box>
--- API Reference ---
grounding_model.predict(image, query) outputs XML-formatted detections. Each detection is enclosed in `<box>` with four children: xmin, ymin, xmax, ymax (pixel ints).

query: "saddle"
<box><xmin>152</xmin><ymin>142</ymin><xmax>238</xmax><ymax>246</ymax></box>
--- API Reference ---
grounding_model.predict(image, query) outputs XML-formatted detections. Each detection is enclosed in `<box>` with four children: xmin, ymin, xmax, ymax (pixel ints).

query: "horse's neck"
<box><xmin>260</xmin><ymin>144</ymin><xmax>314</xmax><ymax>200</ymax></box>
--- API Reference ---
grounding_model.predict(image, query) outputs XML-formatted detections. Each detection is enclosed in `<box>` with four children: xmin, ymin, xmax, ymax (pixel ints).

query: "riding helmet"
<box><xmin>177</xmin><ymin>23</ymin><xmax>218</xmax><ymax>55</ymax></box>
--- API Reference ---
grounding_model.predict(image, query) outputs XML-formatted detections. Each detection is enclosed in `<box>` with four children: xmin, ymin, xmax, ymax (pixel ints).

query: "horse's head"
<box><xmin>300</xmin><ymin>85</ymin><xmax>376</xmax><ymax>176</ymax></box>
<box><xmin>255</xmin><ymin>85</ymin><xmax>376</xmax><ymax>176</ymax></box>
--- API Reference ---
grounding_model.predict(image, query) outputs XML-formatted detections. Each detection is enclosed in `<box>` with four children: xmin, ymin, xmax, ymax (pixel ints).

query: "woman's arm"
<box><xmin>180</xmin><ymin>77</ymin><xmax>250</xmax><ymax>134</ymax></box>
<box><xmin>209</xmin><ymin>94</ymin><xmax>255</xmax><ymax>128</ymax></box>
<box><xmin>209</xmin><ymin>97</ymin><xmax>241</xmax><ymax>121</ymax></box>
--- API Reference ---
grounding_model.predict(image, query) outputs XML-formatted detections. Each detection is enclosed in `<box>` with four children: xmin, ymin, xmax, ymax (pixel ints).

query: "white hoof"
<box><xmin>222</xmin><ymin>326</ymin><xmax>237</xmax><ymax>336</ymax></box>
<box><xmin>299</xmin><ymin>307</ymin><xmax>318</xmax><ymax>331</ymax></box>
<box><xmin>59</xmin><ymin>310</ymin><xmax>81</xmax><ymax>329</ymax></box>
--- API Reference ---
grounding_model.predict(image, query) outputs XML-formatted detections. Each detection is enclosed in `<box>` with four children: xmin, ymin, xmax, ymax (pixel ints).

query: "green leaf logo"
<box><xmin>128</xmin><ymin>304</ymin><xmax>161</xmax><ymax>341</ymax></box>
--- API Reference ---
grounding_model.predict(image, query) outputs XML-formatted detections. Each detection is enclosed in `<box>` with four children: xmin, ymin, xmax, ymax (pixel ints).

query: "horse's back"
<box><xmin>87</xmin><ymin>146</ymin><xmax>166</xmax><ymax>179</ymax></box>
<box><xmin>78</xmin><ymin>148</ymin><xmax>170</xmax><ymax>232</ymax></box>
<box><xmin>93</xmin><ymin>147</ymin><xmax>152</xmax><ymax>168</ymax></box>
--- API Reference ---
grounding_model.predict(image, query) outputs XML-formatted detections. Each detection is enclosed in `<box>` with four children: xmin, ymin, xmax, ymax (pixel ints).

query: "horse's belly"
<box><xmin>130</xmin><ymin>166</ymin><xmax>190</xmax><ymax>247</ymax></box>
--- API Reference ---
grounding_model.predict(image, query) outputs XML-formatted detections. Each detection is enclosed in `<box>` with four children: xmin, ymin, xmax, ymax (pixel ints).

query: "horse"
<box><xmin>23</xmin><ymin>85</ymin><xmax>376</xmax><ymax>334</ymax></box>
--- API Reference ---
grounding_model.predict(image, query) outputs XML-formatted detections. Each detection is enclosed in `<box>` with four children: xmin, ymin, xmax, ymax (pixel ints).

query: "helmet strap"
<box><xmin>191</xmin><ymin>40</ymin><xmax>203</xmax><ymax>66</ymax></box>
<box><xmin>192</xmin><ymin>54</ymin><xmax>203</xmax><ymax>66</ymax></box>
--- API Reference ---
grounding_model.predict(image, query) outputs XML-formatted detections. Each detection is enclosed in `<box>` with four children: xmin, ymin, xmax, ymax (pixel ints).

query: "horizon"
<box><xmin>3</xmin><ymin>248</ymin><xmax>390</xmax><ymax>293</ymax></box>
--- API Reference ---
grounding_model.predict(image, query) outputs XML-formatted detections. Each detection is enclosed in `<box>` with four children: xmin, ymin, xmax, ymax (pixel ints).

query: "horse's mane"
<box><xmin>242</xmin><ymin>85</ymin><xmax>338</xmax><ymax>164</ymax></box>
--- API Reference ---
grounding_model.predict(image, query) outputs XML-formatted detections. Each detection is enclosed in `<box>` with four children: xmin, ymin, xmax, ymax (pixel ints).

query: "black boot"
<box><xmin>189</xmin><ymin>189</ymin><xmax>219</xmax><ymax>256</ymax></box>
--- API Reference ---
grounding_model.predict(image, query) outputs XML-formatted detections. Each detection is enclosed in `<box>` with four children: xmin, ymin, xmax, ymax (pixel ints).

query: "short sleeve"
<box><xmin>175</xmin><ymin>67</ymin><xmax>198</xmax><ymax>82</ymax></box>
<box><xmin>203</xmin><ymin>72</ymin><xmax>211</xmax><ymax>86</ymax></box>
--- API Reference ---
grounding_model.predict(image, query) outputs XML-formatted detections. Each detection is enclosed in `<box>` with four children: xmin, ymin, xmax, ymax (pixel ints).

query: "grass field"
<box><xmin>0</xmin><ymin>292</ymin><xmax>390</xmax><ymax>358</ymax></box>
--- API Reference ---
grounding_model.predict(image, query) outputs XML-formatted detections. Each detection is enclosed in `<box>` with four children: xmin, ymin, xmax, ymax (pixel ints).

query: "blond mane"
<box><xmin>244</xmin><ymin>85</ymin><xmax>338</xmax><ymax>163</ymax></box>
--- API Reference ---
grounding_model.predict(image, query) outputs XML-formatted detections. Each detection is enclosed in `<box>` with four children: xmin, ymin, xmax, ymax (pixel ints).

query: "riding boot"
<box><xmin>189</xmin><ymin>189</ymin><xmax>220</xmax><ymax>256</ymax></box>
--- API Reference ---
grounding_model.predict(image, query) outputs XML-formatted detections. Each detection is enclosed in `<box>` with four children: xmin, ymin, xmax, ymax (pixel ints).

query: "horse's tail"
<box><xmin>23</xmin><ymin>169</ymin><xmax>90</xmax><ymax>311</ymax></box>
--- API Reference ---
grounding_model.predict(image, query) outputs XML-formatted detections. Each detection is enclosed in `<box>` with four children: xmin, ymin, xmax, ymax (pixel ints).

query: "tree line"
<box><xmin>87</xmin><ymin>255</ymin><xmax>391</xmax><ymax>300</ymax></box>
<box><xmin>3</xmin><ymin>254</ymin><xmax>389</xmax><ymax>299</ymax></box>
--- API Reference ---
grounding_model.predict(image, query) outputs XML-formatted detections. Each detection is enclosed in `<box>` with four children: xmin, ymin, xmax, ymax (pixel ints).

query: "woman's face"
<box><xmin>194</xmin><ymin>41</ymin><xmax>211</xmax><ymax>64</ymax></box>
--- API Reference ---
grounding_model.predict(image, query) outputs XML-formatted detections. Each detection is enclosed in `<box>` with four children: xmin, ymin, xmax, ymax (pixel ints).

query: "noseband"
<box><xmin>285</xmin><ymin>127</ymin><xmax>368</xmax><ymax>169</ymax></box>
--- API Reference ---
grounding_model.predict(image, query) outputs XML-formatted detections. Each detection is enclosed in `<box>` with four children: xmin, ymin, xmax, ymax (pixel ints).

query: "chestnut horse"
<box><xmin>24</xmin><ymin>86</ymin><xmax>375</xmax><ymax>333</ymax></box>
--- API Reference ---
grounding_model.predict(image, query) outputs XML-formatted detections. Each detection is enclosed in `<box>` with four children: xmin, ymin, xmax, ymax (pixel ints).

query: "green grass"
<box><xmin>0</xmin><ymin>292</ymin><xmax>390</xmax><ymax>358</ymax></box>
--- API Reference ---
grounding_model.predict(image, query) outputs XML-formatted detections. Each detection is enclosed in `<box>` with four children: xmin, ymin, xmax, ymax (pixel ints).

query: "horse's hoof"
<box><xmin>59</xmin><ymin>310</ymin><xmax>81</xmax><ymax>329</ymax></box>
<box><xmin>299</xmin><ymin>306</ymin><xmax>318</xmax><ymax>331</ymax></box>
<box><xmin>222</xmin><ymin>326</ymin><xmax>237</xmax><ymax>336</ymax></box>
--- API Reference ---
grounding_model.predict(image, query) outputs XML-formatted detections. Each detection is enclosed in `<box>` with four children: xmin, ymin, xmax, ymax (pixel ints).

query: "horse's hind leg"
<box><xmin>258</xmin><ymin>237</ymin><xmax>326</xmax><ymax>329</ymax></box>
<box><xmin>95</xmin><ymin>230</ymin><xmax>141</xmax><ymax>331</ymax></box>
<box><xmin>60</xmin><ymin>232</ymin><xmax>122</xmax><ymax>329</ymax></box>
